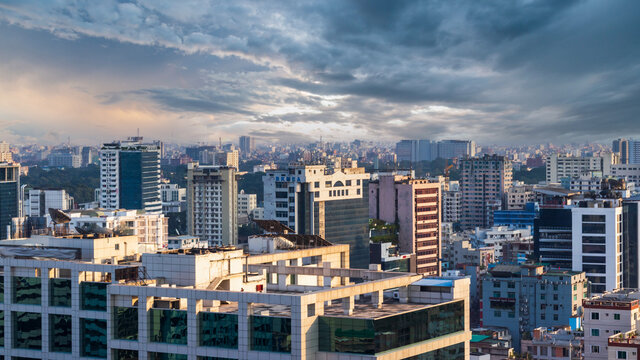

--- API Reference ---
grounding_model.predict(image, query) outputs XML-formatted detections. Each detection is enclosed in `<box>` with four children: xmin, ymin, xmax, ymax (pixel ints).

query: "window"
<box><xmin>553</xmin><ymin>314</ymin><xmax>558</xmax><ymax>321</ymax></box>
<box><xmin>618</xmin><ymin>351</ymin><xmax>627</xmax><ymax>359</ymax></box>
<box><xmin>553</xmin><ymin>285</ymin><xmax>558</xmax><ymax>291</ymax></box>
<box><xmin>493</xmin><ymin>282</ymin><xmax>501</xmax><ymax>288</ymax></box>
<box><xmin>615</xmin><ymin>313</ymin><xmax>621</xmax><ymax>320</ymax></box>
<box><xmin>553</xmin><ymin>294</ymin><xmax>558</xmax><ymax>301</ymax></box>
<box><xmin>592</xmin><ymin>329</ymin><xmax>600</xmax><ymax>336</ymax></box>
<box><xmin>574</xmin><ymin>295</ymin><xmax>577</xmax><ymax>301</ymax></box>
<box><xmin>541</xmin><ymin>294</ymin><xmax>546</xmax><ymax>300</ymax></box>
<box><xmin>591</xmin><ymin>346</ymin><xmax>599</xmax><ymax>354</ymax></box>
<box><xmin>346</xmin><ymin>180</ymin><xmax>352</xmax><ymax>186</ymax></box>
<box><xmin>508</xmin><ymin>312</ymin><xmax>515</xmax><ymax>318</ymax></box>
<box><xmin>314</xmin><ymin>181</ymin><xmax>320</xmax><ymax>188</ymax></box>
<box><xmin>115</xmin><ymin>244</ymin><xmax>119</xmax><ymax>250</ymax></box>
<box><xmin>592</xmin><ymin>312</ymin><xmax>600</xmax><ymax>320</ymax></box>
<box><xmin>494</xmin><ymin>311</ymin><xmax>501</xmax><ymax>317</ymax></box>
<box><xmin>493</xmin><ymin>291</ymin><xmax>501</xmax><ymax>298</ymax></box>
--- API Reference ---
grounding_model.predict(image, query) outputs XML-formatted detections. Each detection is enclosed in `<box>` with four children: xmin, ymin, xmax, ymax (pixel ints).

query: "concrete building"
<box><xmin>613</xmin><ymin>138</ymin><xmax>629</xmax><ymax>164</ymax></box>
<box><xmin>215</xmin><ymin>149</ymin><xmax>239</xmax><ymax>169</ymax></box>
<box><xmin>571</xmin><ymin>197</ymin><xmax>623</xmax><ymax>294</ymax></box>
<box><xmin>608</xmin><ymin>330</ymin><xmax>640</xmax><ymax>360</ymax></box>
<box><xmin>187</xmin><ymin>164</ymin><xmax>238</xmax><ymax>247</ymax></box>
<box><xmin>546</xmin><ymin>153</ymin><xmax>617</xmax><ymax>184</ymax></box>
<box><xmin>506</xmin><ymin>184</ymin><xmax>536</xmax><ymax>210</ymax></box>
<box><xmin>520</xmin><ymin>327</ymin><xmax>582</xmax><ymax>360</ymax></box>
<box><xmin>26</xmin><ymin>189</ymin><xmax>74</xmax><ymax>217</ymax></box>
<box><xmin>160</xmin><ymin>182</ymin><xmax>186</xmax><ymax>213</ymax></box>
<box><xmin>369</xmin><ymin>241</ymin><xmax>415</xmax><ymax>272</ymax></box>
<box><xmin>476</xmin><ymin>226</ymin><xmax>532</xmax><ymax>262</ymax></box>
<box><xmin>0</xmin><ymin>232</ymin><xmax>472</xmax><ymax>360</ymax></box>
<box><xmin>608</xmin><ymin>163</ymin><xmax>640</xmax><ymax>185</ymax></box>
<box><xmin>442</xmin><ymin>236</ymin><xmax>494</xmax><ymax>270</ymax></box>
<box><xmin>461</xmin><ymin>155</ymin><xmax>513</xmax><ymax>229</ymax></box>
<box><xmin>263</xmin><ymin>164</ymin><xmax>370</xmax><ymax>268</ymax></box>
<box><xmin>369</xmin><ymin>174</ymin><xmax>441</xmax><ymax>275</ymax></box>
<box><xmin>396</xmin><ymin>139</ymin><xmax>476</xmax><ymax>162</ymax></box>
<box><xmin>534</xmin><ymin>207</ymin><xmax>574</xmax><ymax>269</ymax></box>
<box><xmin>81</xmin><ymin>146</ymin><xmax>93</xmax><ymax>167</ymax></box>
<box><xmin>0</xmin><ymin>162</ymin><xmax>20</xmax><ymax>240</ymax></box>
<box><xmin>0</xmin><ymin>141</ymin><xmax>12</xmax><ymax>162</ymax></box>
<box><xmin>167</xmin><ymin>235</ymin><xmax>207</xmax><ymax>249</ymax></box>
<box><xmin>438</xmin><ymin>140</ymin><xmax>477</xmax><ymax>160</ymax></box>
<box><xmin>583</xmin><ymin>289</ymin><xmax>640</xmax><ymax>360</ymax></box>
<box><xmin>443</xmin><ymin>181</ymin><xmax>462</xmax><ymax>224</ymax></box>
<box><xmin>48</xmin><ymin>151</ymin><xmax>81</xmax><ymax>168</ymax></box>
<box><xmin>493</xmin><ymin>202</ymin><xmax>538</xmax><ymax>229</ymax></box>
<box><xmin>99</xmin><ymin>138</ymin><xmax>162</xmax><ymax>213</ymax></box>
<box><xmin>481</xmin><ymin>265</ymin><xmax>587</xmax><ymax>349</ymax></box>
<box><xmin>239</xmin><ymin>135</ymin><xmax>255</xmax><ymax>156</ymax></box>
<box><xmin>238</xmin><ymin>190</ymin><xmax>257</xmax><ymax>216</ymax></box>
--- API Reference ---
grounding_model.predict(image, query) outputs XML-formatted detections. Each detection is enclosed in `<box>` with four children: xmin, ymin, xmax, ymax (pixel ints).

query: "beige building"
<box><xmin>506</xmin><ymin>183</ymin><xmax>536</xmax><ymax>210</ymax></box>
<box><xmin>521</xmin><ymin>327</ymin><xmax>582</xmax><ymax>360</ymax></box>
<box><xmin>546</xmin><ymin>153</ymin><xmax>618</xmax><ymax>184</ymax></box>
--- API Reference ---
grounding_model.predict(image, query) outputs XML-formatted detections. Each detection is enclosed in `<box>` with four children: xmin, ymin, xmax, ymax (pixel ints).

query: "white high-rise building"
<box><xmin>442</xmin><ymin>181</ymin><xmax>461</xmax><ymax>224</ymax></box>
<box><xmin>26</xmin><ymin>189</ymin><xmax>73</xmax><ymax>217</ymax></box>
<box><xmin>160</xmin><ymin>182</ymin><xmax>186</xmax><ymax>213</ymax></box>
<box><xmin>571</xmin><ymin>197</ymin><xmax>623</xmax><ymax>294</ymax></box>
<box><xmin>546</xmin><ymin>153</ymin><xmax>618</xmax><ymax>183</ymax></box>
<box><xmin>186</xmin><ymin>163</ymin><xmax>238</xmax><ymax>246</ymax></box>
<box><xmin>238</xmin><ymin>190</ymin><xmax>257</xmax><ymax>216</ymax></box>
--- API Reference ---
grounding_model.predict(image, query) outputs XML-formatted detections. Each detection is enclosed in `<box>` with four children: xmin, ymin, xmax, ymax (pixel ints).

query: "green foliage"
<box><xmin>513</xmin><ymin>166</ymin><xmax>545</xmax><ymax>184</ymax></box>
<box><xmin>238</xmin><ymin>172</ymin><xmax>264</xmax><ymax>204</ymax></box>
<box><xmin>369</xmin><ymin>219</ymin><xmax>399</xmax><ymax>244</ymax></box>
<box><xmin>22</xmin><ymin>165</ymin><xmax>100</xmax><ymax>204</ymax></box>
<box><xmin>239</xmin><ymin>160</ymin><xmax>263</xmax><ymax>172</ymax></box>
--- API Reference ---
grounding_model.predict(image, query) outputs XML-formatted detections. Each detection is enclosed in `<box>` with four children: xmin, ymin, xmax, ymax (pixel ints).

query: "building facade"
<box><xmin>160</xmin><ymin>182</ymin><xmax>186</xmax><ymax>213</ymax></box>
<box><xmin>546</xmin><ymin>153</ymin><xmax>617</xmax><ymax>184</ymax></box>
<box><xmin>187</xmin><ymin>164</ymin><xmax>238</xmax><ymax>247</ymax></box>
<box><xmin>238</xmin><ymin>190</ymin><xmax>257</xmax><ymax>216</ymax></box>
<box><xmin>26</xmin><ymin>189</ymin><xmax>73</xmax><ymax>217</ymax></box>
<box><xmin>239</xmin><ymin>135</ymin><xmax>255</xmax><ymax>156</ymax></box>
<box><xmin>461</xmin><ymin>155</ymin><xmax>513</xmax><ymax>229</ymax></box>
<box><xmin>0</xmin><ymin>162</ymin><xmax>20</xmax><ymax>240</ymax></box>
<box><xmin>263</xmin><ymin>164</ymin><xmax>370</xmax><ymax>268</ymax></box>
<box><xmin>99</xmin><ymin>138</ymin><xmax>162</xmax><ymax>213</ymax></box>
<box><xmin>369</xmin><ymin>175</ymin><xmax>441</xmax><ymax>275</ymax></box>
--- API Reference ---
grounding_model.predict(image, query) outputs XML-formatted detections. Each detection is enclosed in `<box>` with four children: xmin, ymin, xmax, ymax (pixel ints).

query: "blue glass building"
<box><xmin>493</xmin><ymin>202</ymin><xmax>539</xmax><ymax>229</ymax></box>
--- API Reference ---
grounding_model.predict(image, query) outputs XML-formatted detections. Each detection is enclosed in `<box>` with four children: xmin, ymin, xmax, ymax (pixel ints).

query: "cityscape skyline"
<box><xmin>1</xmin><ymin>1</ymin><xmax>639</xmax><ymax>145</ymax></box>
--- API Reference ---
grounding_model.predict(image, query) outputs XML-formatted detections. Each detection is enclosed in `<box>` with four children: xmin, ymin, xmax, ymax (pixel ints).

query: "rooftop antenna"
<box><xmin>219</xmin><ymin>137</ymin><xmax>222</xmax><ymax>148</ymax></box>
<box><xmin>137</xmin><ymin>128</ymin><xmax>140</xmax><ymax>137</ymax></box>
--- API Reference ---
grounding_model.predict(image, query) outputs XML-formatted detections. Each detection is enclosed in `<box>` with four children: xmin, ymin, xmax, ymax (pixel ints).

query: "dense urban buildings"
<box><xmin>160</xmin><ymin>181</ymin><xmax>186</xmax><ymax>213</ymax></box>
<box><xmin>460</xmin><ymin>155</ymin><xmax>513</xmax><ymax>229</ymax></box>
<box><xmin>25</xmin><ymin>189</ymin><xmax>73</xmax><ymax>217</ymax></box>
<box><xmin>186</xmin><ymin>163</ymin><xmax>238</xmax><ymax>246</ymax></box>
<box><xmin>237</xmin><ymin>189</ymin><xmax>257</xmax><ymax>216</ymax></box>
<box><xmin>263</xmin><ymin>163</ymin><xmax>370</xmax><ymax>268</ymax></box>
<box><xmin>99</xmin><ymin>137</ymin><xmax>162</xmax><ymax>213</ymax></box>
<box><xmin>369</xmin><ymin>174</ymin><xmax>441</xmax><ymax>275</ymax></box>
<box><xmin>0</xmin><ymin>162</ymin><xmax>20</xmax><ymax>239</ymax></box>
<box><xmin>396</xmin><ymin>139</ymin><xmax>476</xmax><ymax>162</ymax></box>
<box><xmin>239</xmin><ymin>135</ymin><xmax>255</xmax><ymax>156</ymax></box>
<box><xmin>545</xmin><ymin>153</ymin><xmax>617</xmax><ymax>183</ymax></box>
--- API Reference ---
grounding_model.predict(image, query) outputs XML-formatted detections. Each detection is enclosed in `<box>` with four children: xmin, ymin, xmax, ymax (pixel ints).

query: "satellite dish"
<box><xmin>49</xmin><ymin>208</ymin><xmax>71</xmax><ymax>224</ymax></box>
<box><xmin>75</xmin><ymin>224</ymin><xmax>114</xmax><ymax>236</ymax></box>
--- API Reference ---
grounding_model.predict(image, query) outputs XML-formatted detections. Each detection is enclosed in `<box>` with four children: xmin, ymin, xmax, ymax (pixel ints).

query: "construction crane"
<box><xmin>444</xmin><ymin>164</ymin><xmax>454</xmax><ymax>178</ymax></box>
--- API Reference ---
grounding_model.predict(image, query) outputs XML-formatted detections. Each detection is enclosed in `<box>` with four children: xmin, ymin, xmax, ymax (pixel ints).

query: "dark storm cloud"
<box><xmin>1</xmin><ymin>0</ymin><xmax>639</xmax><ymax>144</ymax></box>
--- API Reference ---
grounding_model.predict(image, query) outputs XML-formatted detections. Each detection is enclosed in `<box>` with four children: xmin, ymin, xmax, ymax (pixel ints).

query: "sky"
<box><xmin>0</xmin><ymin>0</ymin><xmax>639</xmax><ymax>146</ymax></box>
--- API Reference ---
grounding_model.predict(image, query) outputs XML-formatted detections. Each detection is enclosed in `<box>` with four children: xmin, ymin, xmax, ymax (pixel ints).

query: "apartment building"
<box><xmin>460</xmin><ymin>155</ymin><xmax>513</xmax><ymax>229</ymax></box>
<box><xmin>25</xmin><ymin>189</ymin><xmax>73</xmax><ymax>217</ymax></box>
<box><xmin>0</xmin><ymin>232</ymin><xmax>472</xmax><ymax>360</ymax></box>
<box><xmin>481</xmin><ymin>265</ymin><xmax>587</xmax><ymax>349</ymax></box>
<box><xmin>160</xmin><ymin>182</ymin><xmax>186</xmax><ymax>213</ymax></box>
<box><xmin>506</xmin><ymin>184</ymin><xmax>536</xmax><ymax>210</ymax></box>
<box><xmin>546</xmin><ymin>153</ymin><xmax>617</xmax><ymax>184</ymax></box>
<box><xmin>237</xmin><ymin>190</ymin><xmax>257</xmax><ymax>216</ymax></box>
<box><xmin>520</xmin><ymin>327</ymin><xmax>582</xmax><ymax>360</ymax></box>
<box><xmin>369</xmin><ymin>174</ymin><xmax>441</xmax><ymax>275</ymax></box>
<box><xmin>583</xmin><ymin>289</ymin><xmax>640</xmax><ymax>360</ymax></box>
<box><xmin>443</xmin><ymin>181</ymin><xmax>462</xmax><ymax>224</ymax></box>
<box><xmin>186</xmin><ymin>164</ymin><xmax>238</xmax><ymax>247</ymax></box>
<box><xmin>477</xmin><ymin>226</ymin><xmax>533</xmax><ymax>261</ymax></box>
<box><xmin>263</xmin><ymin>164</ymin><xmax>370</xmax><ymax>268</ymax></box>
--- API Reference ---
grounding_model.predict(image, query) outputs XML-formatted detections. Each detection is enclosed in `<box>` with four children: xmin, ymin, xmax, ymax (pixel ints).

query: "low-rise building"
<box><xmin>477</xmin><ymin>226</ymin><xmax>533</xmax><ymax>261</ymax></box>
<box><xmin>167</xmin><ymin>235</ymin><xmax>207</xmax><ymax>249</ymax></box>
<box><xmin>521</xmin><ymin>327</ymin><xmax>583</xmax><ymax>360</ymax></box>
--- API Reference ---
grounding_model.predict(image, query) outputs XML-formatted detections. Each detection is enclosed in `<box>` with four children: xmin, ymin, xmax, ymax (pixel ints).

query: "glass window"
<box><xmin>113</xmin><ymin>307</ymin><xmax>138</xmax><ymax>341</ymax></box>
<box><xmin>250</xmin><ymin>316</ymin><xmax>291</xmax><ymax>353</ymax></box>
<box><xmin>50</xmin><ymin>314</ymin><xmax>72</xmax><ymax>353</ymax></box>
<box><xmin>614</xmin><ymin>313</ymin><xmax>621</xmax><ymax>320</ymax></box>
<box><xmin>148</xmin><ymin>353</ymin><xmax>188</xmax><ymax>360</ymax></box>
<box><xmin>113</xmin><ymin>349</ymin><xmax>138</xmax><ymax>360</ymax></box>
<box><xmin>50</xmin><ymin>278</ymin><xmax>72</xmax><ymax>307</ymax></box>
<box><xmin>199</xmin><ymin>312</ymin><xmax>238</xmax><ymax>348</ymax></box>
<box><xmin>13</xmin><ymin>276</ymin><xmax>41</xmax><ymax>305</ymax></box>
<box><xmin>582</xmin><ymin>223</ymin><xmax>606</xmax><ymax>234</ymax></box>
<box><xmin>13</xmin><ymin>311</ymin><xmax>42</xmax><ymax>350</ymax></box>
<box><xmin>81</xmin><ymin>282</ymin><xmax>108</xmax><ymax>311</ymax></box>
<box><xmin>583</xmin><ymin>215</ymin><xmax>606</xmax><ymax>222</ymax></box>
<box><xmin>0</xmin><ymin>310</ymin><xmax>3</xmax><ymax>347</ymax></box>
<box><xmin>81</xmin><ymin>318</ymin><xmax>107</xmax><ymax>358</ymax></box>
<box><xmin>402</xmin><ymin>342</ymin><xmax>465</xmax><ymax>360</ymax></box>
<box><xmin>618</xmin><ymin>351</ymin><xmax>627</xmax><ymax>359</ymax></box>
<box><xmin>0</xmin><ymin>275</ymin><xmax>3</xmax><ymax>303</ymax></box>
<box><xmin>591</xmin><ymin>328</ymin><xmax>600</xmax><ymax>336</ymax></box>
<box><xmin>591</xmin><ymin>312</ymin><xmax>600</xmax><ymax>320</ymax></box>
<box><xmin>149</xmin><ymin>309</ymin><xmax>188</xmax><ymax>345</ymax></box>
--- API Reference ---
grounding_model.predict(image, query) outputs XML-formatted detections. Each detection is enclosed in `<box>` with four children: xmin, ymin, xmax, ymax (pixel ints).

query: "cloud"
<box><xmin>0</xmin><ymin>0</ymin><xmax>639</xmax><ymax>145</ymax></box>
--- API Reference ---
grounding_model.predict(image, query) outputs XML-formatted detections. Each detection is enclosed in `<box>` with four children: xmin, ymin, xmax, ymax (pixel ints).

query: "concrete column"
<box><xmin>41</xmin><ymin>267</ymin><xmax>50</xmax><ymax>356</ymax></box>
<box><xmin>291</xmin><ymin>301</ymin><xmax>304</xmax><ymax>359</ymax></box>
<box><xmin>187</xmin><ymin>297</ymin><xmax>203</xmax><ymax>360</ymax></box>
<box><xmin>342</xmin><ymin>296</ymin><xmax>354</xmax><ymax>315</ymax></box>
<box><xmin>71</xmin><ymin>269</ymin><xmax>81</xmax><ymax>358</ymax></box>
<box><xmin>4</xmin><ymin>265</ymin><xmax>12</xmax><ymax>351</ymax></box>
<box><xmin>238</xmin><ymin>301</ymin><xmax>253</xmax><ymax>359</ymax></box>
<box><xmin>137</xmin><ymin>294</ymin><xmax>154</xmax><ymax>360</ymax></box>
<box><xmin>398</xmin><ymin>287</ymin><xmax>409</xmax><ymax>304</ymax></box>
<box><xmin>277</xmin><ymin>260</ymin><xmax>289</xmax><ymax>291</ymax></box>
<box><xmin>371</xmin><ymin>290</ymin><xmax>383</xmax><ymax>309</ymax></box>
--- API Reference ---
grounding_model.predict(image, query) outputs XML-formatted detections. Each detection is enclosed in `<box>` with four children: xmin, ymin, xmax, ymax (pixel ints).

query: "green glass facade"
<box><xmin>250</xmin><ymin>315</ymin><xmax>291</xmax><ymax>353</ymax></box>
<box><xmin>149</xmin><ymin>308</ymin><xmax>188</xmax><ymax>345</ymax></box>
<box><xmin>12</xmin><ymin>311</ymin><xmax>42</xmax><ymax>350</ymax></box>
<box><xmin>0</xmin><ymin>164</ymin><xmax>20</xmax><ymax>240</ymax></box>
<box><xmin>318</xmin><ymin>300</ymin><xmax>465</xmax><ymax>355</ymax></box>
<box><xmin>113</xmin><ymin>307</ymin><xmax>138</xmax><ymax>340</ymax></box>
<box><xmin>81</xmin><ymin>318</ymin><xmax>107</xmax><ymax>358</ymax></box>
<box><xmin>0</xmin><ymin>275</ymin><xmax>4</xmax><ymax>303</ymax></box>
<box><xmin>199</xmin><ymin>312</ymin><xmax>238</xmax><ymax>348</ymax></box>
<box><xmin>0</xmin><ymin>310</ymin><xmax>3</xmax><ymax>347</ymax></box>
<box><xmin>50</xmin><ymin>278</ymin><xmax>72</xmax><ymax>307</ymax></box>
<box><xmin>148</xmin><ymin>353</ymin><xmax>187</xmax><ymax>360</ymax></box>
<box><xmin>113</xmin><ymin>349</ymin><xmax>138</xmax><ymax>360</ymax></box>
<box><xmin>80</xmin><ymin>282</ymin><xmax>108</xmax><ymax>311</ymax></box>
<box><xmin>403</xmin><ymin>342</ymin><xmax>465</xmax><ymax>360</ymax></box>
<box><xmin>50</xmin><ymin>314</ymin><xmax>72</xmax><ymax>353</ymax></box>
<box><xmin>119</xmin><ymin>150</ymin><xmax>160</xmax><ymax>210</ymax></box>
<box><xmin>13</xmin><ymin>276</ymin><xmax>41</xmax><ymax>305</ymax></box>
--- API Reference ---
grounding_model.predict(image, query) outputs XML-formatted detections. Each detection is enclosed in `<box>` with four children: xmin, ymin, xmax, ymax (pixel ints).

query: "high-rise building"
<box><xmin>571</xmin><ymin>197</ymin><xmax>623</xmax><ymax>294</ymax></box>
<box><xmin>99</xmin><ymin>138</ymin><xmax>162</xmax><ymax>213</ymax></box>
<box><xmin>26</xmin><ymin>189</ymin><xmax>73</xmax><ymax>217</ymax></box>
<box><xmin>460</xmin><ymin>155</ymin><xmax>513</xmax><ymax>229</ymax></box>
<box><xmin>481</xmin><ymin>264</ymin><xmax>587</xmax><ymax>349</ymax></box>
<box><xmin>546</xmin><ymin>153</ymin><xmax>617</xmax><ymax>183</ymax></box>
<box><xmin>238</xmin><ymin>190</ymin><xmax>257</xmax><ymax>216</ymax></box>
<box><xmin>215</xmin><ymin>149</ymin><xmax>239</xmax><ymax>169</ymax></box>
<box><xmin>239</xmin><ymin>135</ymin><xmax>255</xmax><ymax>156</ymax></box>
<box><xmin>160</xmin><ymin>182</ymin><xmax>186</xmax><ymax>213</ymax></box>
<box><xmin>0</xmin><ymin>141</ymin><xmax>12</xmax><ymax>162</ymax></box>
<box><xmin>613</xmin><ymin>138</ymin><xmax>629</xmax><ymax>164</ymax></box>
<box><xmin>623</xmin><ymin>198</ymin><xmax>640</xmax><ymax>289</ymax></box>
<box><xmin>48</xmin><ymin>151</ymin><xmax>81</xmax><ymax>168</ymax></box>
<box><xmin>0</xmin><ymin>232</ymin><xmax>472</xmax><ymax>359</ymax></box>
<box><xmin>438</xmin><ymin>140</ymin><xmax>477</xmax><ymax>159</ymax></box>
<box><xmin>81</xmin><ymin>146</ymin><xmax>93</xmax><ymax>166</ymax></box>
<box><xmin>395</xmin><ymin>139</ymin><xmax>475</xmax><ymax>163</ymax></box>
<box><xmin>0</xmin><ymin>162</ymin><xmax>20</xmax><ymax>239</ymax></box>
<box><xmin>263</xmin><ymin>164</ymin><xmax>370</xmax><ymax>268</ymax></box>
<box><xmin>369</xmin><ymin>174</ymin><xmax>441</xmax><ymax>275</ymax></box>
<box><xmin>187</xmin><ymin>163</ymin><xmax>238</xmax><ymax>246</ymax></box>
